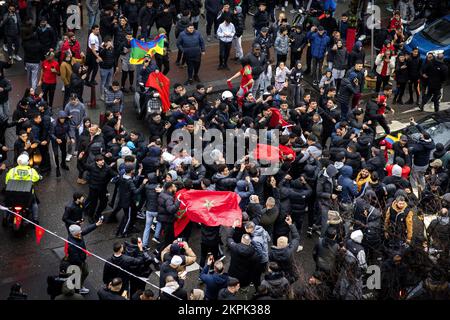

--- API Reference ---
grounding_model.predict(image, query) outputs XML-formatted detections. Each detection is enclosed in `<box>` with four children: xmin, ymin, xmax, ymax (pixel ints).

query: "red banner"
<box><xmin>174</xmin><ymin>190</ymin><xmax>242</xmax><ymax>237</ymax></box>
<box><xmin>252</xmin><ymin>143</ymin><xmax>296</xmax><ymax>162</ymax></box>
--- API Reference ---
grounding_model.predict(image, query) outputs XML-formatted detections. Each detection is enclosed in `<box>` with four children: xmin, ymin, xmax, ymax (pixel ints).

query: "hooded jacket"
<box><xmin>157</xmin><ymin>191</ymin><xmax>181</xmax><ymax>223</ymax></box>
<box><xmin>336</xmin><ymin>77</ymin><xmax>359</xmax><ymax>105</ymax></box>
<box><xmin>251</xmin><ymin>225</ymin><xmax>270</xmax><ymax>264</ymax></box>
<box><xmin>338</xmin><ymin>165</ymin><xmax>359</xmax><ymax>203</ymax></box>
<box><xmin>261</xmin><ymin>271</ymin><xmax>290</xmax><ymax>299</ymax></box>
<box><xmin>200</xmin><ymin>265</ymin><xmax>229</xmax><ymax>300</ymax></box>
<box><xmin>384</xmin><ymin>200</ymin><xmax>414</xmax><ymax>242</ymax></box>
<box><xmin>284</xmin><ymin>179</ymin><xmax>313</xmax><ymax>217</ymax></box>
<box><xmin>348</xmin><ymin>41</ymin><xmax>365</xmax><ymax>67</ymax></box>
<box><xmin>316</xmin><ymin>165</ymin><xmax>338</xmax><ymax>208</ymax></box>
<box><xmin>144</xmin><ymin>173</ymin><xmax>159</xmax><ymax>212</ymax></box>
<box><xmin>235</xmin><ymin>180</ymin><xmax>254</xmax><ymax>210</ymax></box>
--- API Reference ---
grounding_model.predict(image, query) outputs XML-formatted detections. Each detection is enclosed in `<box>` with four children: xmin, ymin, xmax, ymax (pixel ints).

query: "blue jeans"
<box><xmin>100</xmin><ymin>67</ymin><xmax>113</xmax><ymax>96</ymax></box>
<box><xmin>88</xmin><ymin>11</ymin><xmax>98</xmax><ymax>29</ymax></box>
<box><xmin>26</xmin><ymin>62</ymin><xmax>40</xmax><ymax>90</ymax></box>
<box><xmin>142</xmin><ymin>211</ymin><xmax>161</xmax><ymax>247</ymax></box>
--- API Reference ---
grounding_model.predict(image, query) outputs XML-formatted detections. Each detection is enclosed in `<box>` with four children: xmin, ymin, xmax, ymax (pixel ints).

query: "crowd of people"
<box><xmin>2</xmin><ymin>0</ymin><xmax>450</xmax><ymax>301</ymax></box>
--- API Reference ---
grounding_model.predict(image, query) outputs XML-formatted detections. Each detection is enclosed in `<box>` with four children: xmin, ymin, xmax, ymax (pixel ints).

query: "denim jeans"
<box><xmin>142</xmin><ymin>211</ymin><xmax>161</xmax><ymax>247</ymax></box>
<box><xmin>87</xmin><ymin>11</ymin><xmax>98</xmax><ymax>29</ymax></box>
<box><xmin>0</xmin><ymin>101</ymin><xmax>9</xmax><ymax>117</ymax></box>
<box><xmin>100</xmin><ymin>67</ymin><xmax>113</xmax><ymax>96</ymax></box>
<box><xmin>26</xmin><ymin>63</ymin><xmax>40</xmax><ymax>90</ymax></box>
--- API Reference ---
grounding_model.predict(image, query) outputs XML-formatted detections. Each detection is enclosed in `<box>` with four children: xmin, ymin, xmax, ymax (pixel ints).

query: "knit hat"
<box><xmin>120</xmin><ymin>146</ymin><xmax>132</xmax><ymax>157</ymax></box>
<box><xmin>261</xmin><ymin>27</ymin><xmax>269</xmax><ymax>33</ymax></box>
<box><xmin>170</xmin><ymin>255</ymin><xmax>183</xmax><ymax>266</ymax></box>
<box><xmin>69</xmin><ymin>224</ymin><xmax>82</xmax><ymax>236</ymax></box>
<box><xmin>234</xmin><ymin>5</ymin><xmax>242</xmax><ymax>14</ymax></box>
<box><xmin>392</xmin><ymin>164</ymin><xmax>402</xmax><ymax>177</ymax></box>
<box><xmin>350</xmin><ymin>230</ymin><xmax>363</xmax><ymax>244</ymax></box>
<box><xmin>158</xmin><ymin>27</ymin><xmax>167</xmax><ymax>34</ymax></box>
<box><xmin>400</xmin><ymin>135</ymin><xmax>408</xmax><ymax>142</ymax></box>
<box><xmin>126</xmin><ymin>141</ymin><xmax>136</xmax><ymax>150</ymax></box>
<box><xmin>327</xmin><ymin>210</ymin><xmax>342</xmax><ymax>224</ymax></box>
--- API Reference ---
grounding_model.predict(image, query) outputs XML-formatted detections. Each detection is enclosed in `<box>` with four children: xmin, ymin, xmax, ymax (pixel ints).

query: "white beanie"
<box><xmin>350</xmin><ymin>230</ymin><xmax>363</xmax><ymax>244</ymax></box>
<box><xmin>171</xmin><ymin>255</ymin><xmax>183</xmax><ymax>266</ymax></box>
<box><xmin>392</xmin><ymin>164</ymin><xmax>402</xmax><ymax>177</ymax></box>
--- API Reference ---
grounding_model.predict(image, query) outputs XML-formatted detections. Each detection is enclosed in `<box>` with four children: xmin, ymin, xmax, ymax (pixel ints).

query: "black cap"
<box><xmin>317</xmin><ymin>26</ymin><xmax>324</xmax><ymax>31</ymax></box>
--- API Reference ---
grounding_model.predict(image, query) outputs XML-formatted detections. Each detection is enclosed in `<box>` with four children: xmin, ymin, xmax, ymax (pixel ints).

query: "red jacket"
<box><xmin>59</xmin><ymin>40</ymin><xmax>81</xmax><ymax>62</ymax></box>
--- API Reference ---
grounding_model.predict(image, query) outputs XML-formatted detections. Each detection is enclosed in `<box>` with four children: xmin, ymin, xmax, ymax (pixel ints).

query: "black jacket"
<box><xmin>187</xmin><ymin>164</ymin><xmax>206</xmax><ymax>186</ymax></box>
<box><xmin>218</xmin><ymin>288</ymin><xmax>238</xmax><ymax>300</ymax></box>
<box><xmin>122</xmin><ymin>2</ymin><xmax>139</xmax><ymax>24</ymax></box>
<box><xmin>62</xmin><ymin>201</ymin><xmax>84</xmax><ymax>228</ymax></box>
<box><xmin>138</xmin><ymin>6</ymin><xmax>156</xmax><ymax>29</ymax></box>
<box><xmin>102</xmin><ymin>253</ymin><xmax>145</xmax><ymax>289</ymax></box>
<box><xmin>117</xmin><ymin>175</ymin><xmax>144</xmax><ymax>208</ymax></box>
<box><xmin>201</xmin><ymin>225</ymin><xmax>221</xmax><ymax>246</ymax></box>
<box><xmin>253</xmin><ymin>10</ymin><xmax>269</xmax><ymax>29</ymax></box>
<box><xmin>97</xmin><ymin>287</ymin><xmax>127</xmax><ymax>300</ymax></box>
<box><xmin>395</xmin><ymin>60</ymin><xmax>409</xmax><ymax>83</ymax></box>
<box><xmin>407</xmin><ymin>55</ymin><xmax>422</xmax><ymax>80</ymax></box>
<box><xmin>157</xmin><ymin>191</ymin><xmax>181</xmax><ymax>223</ymax></box>
<box><xmin>144</xmin><ymin>173</ymin><xmax>159</xmax><ymax>212</ymax></box>
<box><xmin>269</xmin><ymin>225</ymin><xmax>300</xmax><ymax>283</ymax></box>
<box><xmin>85</xmin><ymin>163</ymin><xmax>116</xmax><ymax>190</ymax></box>
<box><xmin>422</xmin><ymin>59</ymin><xmax>448</xmax><ymax>91</ymax></box>
<box><xmin>180</xmin><ymin>0</ymin><xmax>202</xmax><ymax>16</ymax></box>
<box><xmin>156</xmin><ymin>2</ymin><xmax>177</xmax><ymax>28</ymax></box>
<box><xmin>226</xmin><ymin>229</ymin><xmax>257</xmax><ymax>287</ymax></box>
<box><xmin>336</xmin><ymin>77</ymin><xmax>358</xmax><ymax>105</ymax></box>
<box><xmin>36</xmin><ymin>25</ymin><xmax>57</xmax><ymax>51</ymax></box>
<box><xmin>67</xmin><ymin>223</ymin><xmax>97</xmax><ymax>266</ymax></box>
<box><xmin>232</xmin><ymin>12</ymin><xmax>245</xmax><ymax>37</ymax></box>
<box><xmin>246</xmin><ymin>52</ymin><xmax>267</xmax><ymax>79</ymax></box>
<box><xmin>99</xmin><ymin>47</ymin><xmax>115</xmax><ymax>69</ymax></box>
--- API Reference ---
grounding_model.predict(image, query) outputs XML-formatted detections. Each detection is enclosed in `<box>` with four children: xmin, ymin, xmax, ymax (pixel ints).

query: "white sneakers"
<box><xmin>79</xmin><ymin>287</ymin><xmax>90</xmax><ymax>295</ymax></box>
<box><xmin>297</xmin><ymin>245</ymin><xmax>304</xmax><ymax>252</ymax></box>
<box><xmin>66</xmin><ymin>154</ymin><xmax>73</xmax><ymax>162</ymax></box>
<box><xmin>13</xmin><ymin>55</ymin><xmax>22</xmax><ymax>61</ymax></box>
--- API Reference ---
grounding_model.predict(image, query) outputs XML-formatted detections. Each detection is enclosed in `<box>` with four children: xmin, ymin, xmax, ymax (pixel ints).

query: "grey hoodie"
<box><xmin>251</xmin><ymin>225</ymin><xmax>271</xmax><ymax>263</ymax></box>
<box><xmin>64</xmin><ymin>101</ymin><xmax>86</xmax><ymax>128</ymax></box>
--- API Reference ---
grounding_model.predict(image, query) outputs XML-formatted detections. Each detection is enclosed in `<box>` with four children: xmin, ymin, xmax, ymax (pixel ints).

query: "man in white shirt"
<box><xmin>86</xmin><ymin>24</ymin><xmax>103</xmax><ymax>86</ymax></box>
<box><xmin>216</xmin><ymin>17</ymin><xmax>235</xmax><ymax>71</ymax></box>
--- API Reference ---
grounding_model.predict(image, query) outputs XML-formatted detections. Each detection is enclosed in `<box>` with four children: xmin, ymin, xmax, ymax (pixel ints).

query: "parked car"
<box><xmin>405</xmin><ymin>14</ymin><xmax>450</xmax><ymax>63</ymax></box>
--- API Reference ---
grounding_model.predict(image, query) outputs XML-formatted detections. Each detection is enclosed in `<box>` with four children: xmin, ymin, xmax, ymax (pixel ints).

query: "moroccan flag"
<box><xmin>174</xmin><ymin>190</ymin><xmax>242</xmax><ymax>237</ymax></box>
<box><xmin>129</xmin><ymin>35</ymin><xmax>166</xmax><ymax>64</ymax></box>
<box><xmin>35</xmin><ymin>225</ymin><xmax>45</xmax><ymax>245</ymax></box>
<box><xmin>146</xmin><ymin>71</ymin><xmax>170</xmax><ymax>113</ymax></box>
<box><xmin>253</xmin><ymin>143</ymin><xmax>280</xmax><ymax>162</ymax></box>
<box><xmin>268</xmin><ymin>107</ymin><xmax>291</xmax><ymax>129</ymax></box>
<box><xmin>252</xmin><ymin>143</ymin><xmax>296</xmax><ymax>162</ymax></box>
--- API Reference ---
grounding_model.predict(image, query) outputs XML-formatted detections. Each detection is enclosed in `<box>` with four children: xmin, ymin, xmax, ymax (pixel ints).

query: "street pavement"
<box><xmin>0</xmin><ymin>2</ymin><xmax>449</xmax><ymax>300</ymax></box>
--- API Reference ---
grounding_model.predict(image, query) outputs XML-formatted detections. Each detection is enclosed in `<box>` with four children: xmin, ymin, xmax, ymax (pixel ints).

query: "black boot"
<box><xmin>61</xmin><ymin>163</ymin><xmax>70</xmax><ymax>170</ymax></box>
<box><xmin>56</xmin><ymin>168</ymin><xmax>61</xmax><ymax>177</ymax></box>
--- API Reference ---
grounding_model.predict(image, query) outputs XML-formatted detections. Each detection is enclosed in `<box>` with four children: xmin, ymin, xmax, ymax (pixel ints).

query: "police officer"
<box><xmin>5</xmin><ymin>153</ymin><xmax>42</xmax><ymax>224</ymax></box>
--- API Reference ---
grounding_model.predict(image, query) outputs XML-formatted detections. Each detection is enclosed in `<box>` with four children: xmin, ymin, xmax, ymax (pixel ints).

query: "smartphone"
<box><xmin>177</xmin><ymin>238</ymin><xmax>183</xmax><ymax>242</ymax></box>
<box><xmin>99</xmin><ymin>215</ymin><xmax>105</xmax><ymax>222</ymax></box>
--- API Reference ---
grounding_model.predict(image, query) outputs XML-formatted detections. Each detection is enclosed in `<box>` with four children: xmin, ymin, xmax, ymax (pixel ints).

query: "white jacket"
<box><xmin>217</xmin><ymin>22</ymin><xmax>236</xmax><ymax>43</ymax></box>
<box><xmin>375</xmin><ymin>54</ymin><xmax>396</xmax><ymax>76</ymax></box>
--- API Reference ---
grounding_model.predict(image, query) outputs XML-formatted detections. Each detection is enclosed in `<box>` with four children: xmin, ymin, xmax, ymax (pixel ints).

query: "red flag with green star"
<box><xmin>146</xmin><ymin>71</ymin><xmax>170</xmax><ymax>113</ymax></box>
<box><xmin>174</xmin><ymin>190</ymin><xmax>242</xmax><ymax>237</ymax></box>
